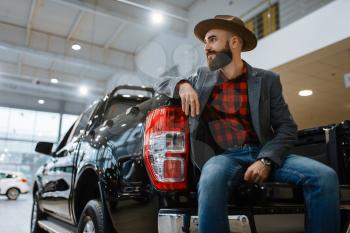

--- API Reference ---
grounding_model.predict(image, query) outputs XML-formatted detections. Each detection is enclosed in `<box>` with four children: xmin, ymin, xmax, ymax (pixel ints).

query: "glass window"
<box><xmin>0</xmin><ymin>107</ymin><xmax>10</xmax><ymax>138</ymax></box>
<box><xmin>60</xmin><ymin>114</ymin><xmax>79</xmax><ymax>138</ymax></box>
<box><xmin>34</xmin><ymin>111</ymin><xmax>60</xmax><ymax>142</ymax></box>
<box><xmin>1</xmin><ymin>140</ymin><xmax>36</xmax><ymax>154</ymax></box>
<box><xmin>104</xmin><ymin>98</ymin><xmax>141</xmax><ymax>121</ymax></box>
<box><xmin>71</xmin><ymin>103</ymin><xmax>98</xmax><ymax>140</ymax></box>
<box><xmin>245</xmin><ymin>3</ymin><xmax>279</xmax><ymax>39</ymax></box>
<box><xmin>7</xmin><ymin>108</ymin><xmax>36</xmax><ymax>140</ymax></box>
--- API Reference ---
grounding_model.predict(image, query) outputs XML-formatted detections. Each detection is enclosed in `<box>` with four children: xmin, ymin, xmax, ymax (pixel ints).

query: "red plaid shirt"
<box><xmin>202</xmin><ymin>70</ymin><xmax>259</xmax><ymax>150</ymax></box>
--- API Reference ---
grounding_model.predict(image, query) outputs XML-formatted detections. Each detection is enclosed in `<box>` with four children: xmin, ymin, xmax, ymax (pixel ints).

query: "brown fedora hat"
<box><xmin>194</xmin><ymin>15</ymin><xmax>257</xmax><ymax>51</ymax></box>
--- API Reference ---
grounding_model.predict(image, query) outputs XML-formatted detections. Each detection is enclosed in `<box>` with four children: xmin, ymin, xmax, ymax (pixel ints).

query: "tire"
<box><xmin>77</xmin><ymin>199</ymin><xmax>111</xmax><ymax>233</ymax></box>
<box><xmin>6</xmin><ymin>188</ymin><xmax>19</xmax><ymax>200</ymax></box>
<box><xmin>30</xmin><ymin>193</ymin><xmax>46</xmax><ymax>233</ymax></box>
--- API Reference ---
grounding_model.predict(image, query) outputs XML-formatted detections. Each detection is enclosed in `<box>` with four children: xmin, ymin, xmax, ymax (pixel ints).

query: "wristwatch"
<box><xmin>259</xmin><ymin>158</ymin><xmax>272</xmax><ymax>166</ymax></box>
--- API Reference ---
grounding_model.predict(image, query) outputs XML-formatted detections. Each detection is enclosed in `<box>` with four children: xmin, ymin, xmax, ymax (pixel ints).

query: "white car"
<box><xmin>0</xmin><ymin>171</ymin><xmax>30</xmax><ymax>200</ymax></box>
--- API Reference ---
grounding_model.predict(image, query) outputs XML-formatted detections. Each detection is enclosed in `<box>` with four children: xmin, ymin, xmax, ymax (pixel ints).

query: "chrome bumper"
<box><xmin>158</xmin><ymin>212</ymin><xmax>251</xmax><ymax>233</ymax></box>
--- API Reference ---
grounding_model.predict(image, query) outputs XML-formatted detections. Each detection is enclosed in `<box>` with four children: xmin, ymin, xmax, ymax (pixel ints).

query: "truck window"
<box><xmin>69</xmin><ymin>102</ymin><xmax>99</xmax><ymax>142</ymax></box>
<box><xmin>104</xmin><ymin>97</ymin><xmax>142</xmax><ymax>121</ymax></box>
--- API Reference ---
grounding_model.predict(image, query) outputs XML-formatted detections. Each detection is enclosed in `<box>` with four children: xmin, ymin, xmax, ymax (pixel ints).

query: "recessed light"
<box><xmin>79</xmin><ymin>86</ymin><xmax>88</xmax><ymax>96</ymax></box>
<box><xmin>298</xmin><ymin>90</ymin><xmax>313</xmax><ymax>96</ymax></box>
<box><xmin>50</xmin><ymin>78</ymin><xmax>58</xmax><ymax>84</ymax></box>
<box><xmin>72</xmin><ymin>44</ymin><xmax>81</xmax><ymax>51</ymax></box>
<box><xmin>38</xmin><ymin>99</ymin><xmax>45</xmax><ymax>104</ymax></box>
<box><xmin>151</xmin><ymin>11</ymin><xmax>163</xmax><ymax>24</ymax></box>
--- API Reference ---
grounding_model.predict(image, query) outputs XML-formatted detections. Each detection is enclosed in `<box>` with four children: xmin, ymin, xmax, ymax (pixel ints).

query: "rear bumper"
<box><xmin>158</xmin><ymin>209</ymin><xmax>252</xmax><ymax>233</ymax></box>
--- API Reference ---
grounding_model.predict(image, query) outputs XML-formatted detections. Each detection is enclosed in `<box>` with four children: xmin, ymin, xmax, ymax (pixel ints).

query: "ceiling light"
<box><xmin>50</xmin><ymin>78</ymin><xmax>59</xmax><ymax>84</ymax></box>
<box><xmin>38</xmin><ymin>99</ymin><xmax>45</xmax><ymax>104</ymax></box>
<box><xmin>298</xmin><ymin>90</ymin><xmax>313</xmax><ymax>97</ymax></box>
<box><xmin>79</xmin><ymin>86</ymin><xmax>88</xmax><ymax>96</ymax></box>
<box><xmin>151</xmin><ymin>11</ymin><xmax>163</xmax><ymax>24</ymax></box>
<box><xmin>72</xmin><ymin>44</ymin><xmax>81</xmax><ymax>51</ymax></box>
<box><xmin>122</xmin><ymin>94</ymin><xmax>131</xmax><ymax>98</ymax></box>
<box><xmin>4</xmin><ymin>148</ymin><xmax>8</xmax><ymax>152</ymax></box>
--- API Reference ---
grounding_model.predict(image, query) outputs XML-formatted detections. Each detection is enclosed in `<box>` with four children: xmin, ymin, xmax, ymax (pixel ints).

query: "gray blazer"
<box><xmin>153</xmin><ymin>63</ymin><xmax>298</xmax><ymax>168</ymax></box>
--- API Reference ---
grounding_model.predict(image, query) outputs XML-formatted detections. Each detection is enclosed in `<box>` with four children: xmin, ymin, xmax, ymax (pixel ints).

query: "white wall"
<box><xmin>243</xmin><ymin>0</ymin><xmax>350</xmax><ymax>69</ymax></box>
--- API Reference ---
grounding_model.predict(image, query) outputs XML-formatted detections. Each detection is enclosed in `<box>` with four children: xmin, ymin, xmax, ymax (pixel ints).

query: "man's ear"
<box><xmin>231</xmin><ymin>36</ymin><xmax>240</xmax><ymax>49</ymax></box>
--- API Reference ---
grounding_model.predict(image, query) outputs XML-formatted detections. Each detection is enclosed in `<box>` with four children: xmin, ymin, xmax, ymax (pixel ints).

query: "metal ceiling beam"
<box><xmin>104</xmin><ymin>23</ymin><xmax>125</xmax><ymax>49</ymax></box>
<box><xmin>67</xmin><ymin>10</ymin><xmax>84</xmax><ymax>41</ymax></box>
<box><xmin>17</xmin><ymin>54</ymin><xmax>22</xmax><ymax>75</ymax></box>
<box><xmin>0</xmin><ymin>21</ymin><xmax>134</xmax><ymax>70</ymax></box>
<box><xmin>0</xmin><ymin>72</ymin><xmax>103</xmax><ymax>100</ymax></box>
<box><xmin>0</xmin><ymin>41</ymin><xmax>117</xmax><ymax>74</ymax></box>
<box><xmin>0</xmin><ymin>60</ymin><xmax>106</xmax><ymax>91</ymax></box>
<box><xmin>0</xmin><ymin>84</ymin><xmax>90</xmax><ymax>105</ymax></box>
<box><xmin>48</xmin><ymin>0</ymin><xmax>187</xmax><ymax>38</ymax></box>
<box><xmin>117</xmin><ymin>0</ymin><xmax>189</xmax><ymax>22</ymax></box>
<box><xmin>26</xmin><ymin>0</ymin><xmax>37</xmax><ymax>46</ymax></box>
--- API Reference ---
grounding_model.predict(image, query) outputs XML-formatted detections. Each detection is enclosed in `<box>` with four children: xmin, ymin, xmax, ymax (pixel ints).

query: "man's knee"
<box><xmin>198</xmin><ymin>155</ymin><xmax>241</xmax><ymax>193</ymax></box>
<box><xmin>315</xmin><ymin>166</ymin><xmax>339</xmax><ymax>192</ymax></box>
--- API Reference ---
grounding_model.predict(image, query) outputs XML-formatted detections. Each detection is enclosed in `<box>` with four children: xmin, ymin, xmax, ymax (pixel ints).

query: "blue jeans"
<box><xmin>197</xmin><ymin>146</ymin><xmax>340</xmax><ymax>233</ymax></box>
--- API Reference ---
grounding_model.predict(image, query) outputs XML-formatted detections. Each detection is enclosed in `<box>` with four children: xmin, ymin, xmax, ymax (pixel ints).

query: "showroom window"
<box><xmin>0</xmin><ymin>106</ymin><xmax>78</xmax><ymax>178</ymax></box>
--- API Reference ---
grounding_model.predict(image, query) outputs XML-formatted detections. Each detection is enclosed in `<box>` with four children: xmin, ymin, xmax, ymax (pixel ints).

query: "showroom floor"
<box><xmin>0</xmin><ymin>193</ymin><xmax>306</xmax><ymax>233</ymax></box>
<box><xmin>0</xmin><ymin>194</ymin><xmax>32</xmax><ymax>233</ymax></box>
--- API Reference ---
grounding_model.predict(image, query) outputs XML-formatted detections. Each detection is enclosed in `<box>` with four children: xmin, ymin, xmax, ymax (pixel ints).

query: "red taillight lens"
<box><xmin>144</xmin><ymin>106</ymin><xmax>189</xmax><ymax>190</ymax></box>
<box><xmin>19</xmin><ymin>178</ymin><xmax>28</xmax><ymax>183</ymax></box>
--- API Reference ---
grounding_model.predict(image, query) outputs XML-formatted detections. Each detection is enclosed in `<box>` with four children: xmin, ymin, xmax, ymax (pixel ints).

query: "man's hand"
<box><xmin>178</xmin><ymin>82</ymin><xmax>200</xmax><ymax>117</ymax></box>
<box><xmin>244</xmin><ymin>161</ymin><xmax>271</xmax><ymax>184</ymax></box>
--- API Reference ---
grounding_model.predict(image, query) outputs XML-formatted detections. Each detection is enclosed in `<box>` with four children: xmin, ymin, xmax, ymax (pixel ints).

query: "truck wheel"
<box><xmin>30</xmin><ymin>193</ymin><xmax>46</xmax><ymax>233</ymax></box>
<box><xmin>77</xmin><ymin>200</ymin><xmax>110</xmax><ymax>233</ymax></box>
<box><xmin>6</xmin><ymin>188</ymin><xmax>19</xmax><ymax>200</ymax></box>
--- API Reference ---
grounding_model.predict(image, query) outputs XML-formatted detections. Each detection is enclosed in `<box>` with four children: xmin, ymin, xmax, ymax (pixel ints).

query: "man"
<box><xmin>154</xmin><ymin>15</ymin><xmax>339</xmax><ymax>233</ymax></box>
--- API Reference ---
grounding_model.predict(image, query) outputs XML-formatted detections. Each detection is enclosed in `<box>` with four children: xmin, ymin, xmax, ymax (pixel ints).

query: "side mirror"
<box><xmin>35</xmin><ymin>142</ymin><xmax>54</xmax><ymax>155</ymax></box>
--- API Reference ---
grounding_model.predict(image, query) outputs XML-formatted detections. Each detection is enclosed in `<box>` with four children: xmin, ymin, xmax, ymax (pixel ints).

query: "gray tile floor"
<box><xmin>0</xmin><ymin>192</ymin><xmax>305</xmax><ymax>233</ymax></box>
<box><xmin>0</xmin><ymin>194</ymin><xmax>32</xmax><ymax>233</ymax></box>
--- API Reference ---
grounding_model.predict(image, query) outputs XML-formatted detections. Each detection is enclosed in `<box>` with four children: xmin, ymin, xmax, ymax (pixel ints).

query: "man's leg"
<box><xmin>273</xmin><ymin>154</ymin><xmax>340</xmax><ymax>233</ymax></box>
<box><xmin>197</xmin><ymin>154</ymin><xmax>244</xmax><ymax>233</ymax></box>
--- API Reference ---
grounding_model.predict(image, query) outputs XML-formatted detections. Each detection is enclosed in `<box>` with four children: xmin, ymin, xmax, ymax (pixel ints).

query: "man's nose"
<box><xmin>204</xmin><ymin>42</ymin><xmax>210</xmax><ymax>52</ymax></box>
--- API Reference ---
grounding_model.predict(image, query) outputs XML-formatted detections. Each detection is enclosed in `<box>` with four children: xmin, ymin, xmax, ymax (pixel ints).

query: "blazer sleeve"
<box><xmin>257</xmin><ymin>74</ymin><xmax>298</xmax><ymax>166</ymax></box>
<box><xmin>153</xmin><ymin>68</ymin><xmax>201</xmax><ymax>98</ymax></box>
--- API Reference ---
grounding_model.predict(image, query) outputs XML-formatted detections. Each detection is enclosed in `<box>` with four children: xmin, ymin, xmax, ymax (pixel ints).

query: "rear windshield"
<box><xmin>104</xmin><ymin>97</ymin><xmax>145</xmax><ymax>121</ymax></box>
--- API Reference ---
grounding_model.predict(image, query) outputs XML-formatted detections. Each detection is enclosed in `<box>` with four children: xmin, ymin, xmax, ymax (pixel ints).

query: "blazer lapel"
<box><xmin>197</xmin><ymin>69</ymin><xmax>220</xmax><ymax>116</ymax></box>
<box><xmin>246</xmin><ymin>63</ymin><xmax>262</xmax><ymax>141</ymax></box>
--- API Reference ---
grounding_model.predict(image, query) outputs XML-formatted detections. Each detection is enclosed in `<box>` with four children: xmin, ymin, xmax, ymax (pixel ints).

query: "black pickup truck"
<box><xmin>31</xmin><ymin>85</ymin><xmax>350</xmax><ymax>233</ymax></box>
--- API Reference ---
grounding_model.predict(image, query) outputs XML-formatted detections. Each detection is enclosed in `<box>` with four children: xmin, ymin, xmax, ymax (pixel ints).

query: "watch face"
<box><xmin>261</xmin><ymin>158</ymin><xmax>271</xmax><ymax>166</ymax></box>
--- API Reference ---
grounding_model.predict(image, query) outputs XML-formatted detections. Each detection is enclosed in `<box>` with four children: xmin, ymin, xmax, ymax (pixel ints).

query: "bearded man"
<box><xmin>154</xmin><ymin>15</ymin><xmax>340</xmax><ymax>233</ymax></box>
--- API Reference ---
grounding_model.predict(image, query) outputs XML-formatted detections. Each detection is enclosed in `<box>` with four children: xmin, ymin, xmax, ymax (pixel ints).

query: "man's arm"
<box><xmin>153</xmin><ymin>69</ymin><xmax>200</xmax><ymax>98</ymax></box>
<box><xmin>153</xmin><ymin>69</ymin><xmax>201</xmax><ymax>117</ymax></box>
<box><xmin>244</xmin><ymin>73</ymin><xmax>297</xmax><ymax>184</ymax></box>
<box><xmin>257</xmin><ymin>74</ymin><xmax>298</xmax><ymax>166</ymax></box>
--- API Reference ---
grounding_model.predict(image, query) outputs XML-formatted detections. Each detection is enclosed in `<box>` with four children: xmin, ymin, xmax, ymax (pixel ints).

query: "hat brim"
<box><xmin>194</xmin><ymin>18</ymin><xmax>257</xmax><ymax>52</ymax></box>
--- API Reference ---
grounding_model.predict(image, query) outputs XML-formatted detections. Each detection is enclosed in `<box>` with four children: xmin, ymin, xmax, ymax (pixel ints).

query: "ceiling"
<box><xmin>273</xmin><ymin>37</ymin><xmax>350</xmax><ymax>129</ymax></box>
<box><xmin>0</xmin><ymin>0</ymin><xmax>194</xmax><ymax>106</ymax></box>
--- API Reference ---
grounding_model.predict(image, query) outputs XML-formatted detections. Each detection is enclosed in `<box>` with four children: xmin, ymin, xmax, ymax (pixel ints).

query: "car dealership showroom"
<box><xmin>0</xmin><ymin>0</ymin><xmax>349</xmax><ymax>233</ymax></box>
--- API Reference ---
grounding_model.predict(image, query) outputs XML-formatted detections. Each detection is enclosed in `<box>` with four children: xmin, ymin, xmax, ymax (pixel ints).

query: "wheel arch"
<box><xmin>73</xmin><ymin>166</ymin><xmax>103</xmax><ymax>225</ymax></box>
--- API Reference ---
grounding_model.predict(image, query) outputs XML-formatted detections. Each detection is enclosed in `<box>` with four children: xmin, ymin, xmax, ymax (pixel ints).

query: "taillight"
<box><xmin>19</xmin><ymin>178</ymin><xmax>28</xmax><ymax>183</ymax></box>
<box><xmin>144</xmin><ymin>106</ymin><xmax>189</xmax><ymax>190</ymax></box>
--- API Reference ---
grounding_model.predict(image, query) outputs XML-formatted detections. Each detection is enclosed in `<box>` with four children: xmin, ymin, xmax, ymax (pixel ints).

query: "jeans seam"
<box><xmin>277</xmin><ymin>167</ymin><xmax>306</xmax><ymax>183</ymax></box>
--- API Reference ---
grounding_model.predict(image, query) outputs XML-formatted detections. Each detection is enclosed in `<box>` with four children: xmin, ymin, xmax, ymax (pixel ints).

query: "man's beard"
<box><xmin>206</xmin><ymin>42</ymin><xmax>233</xmax><ymax>71</ymax></box>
